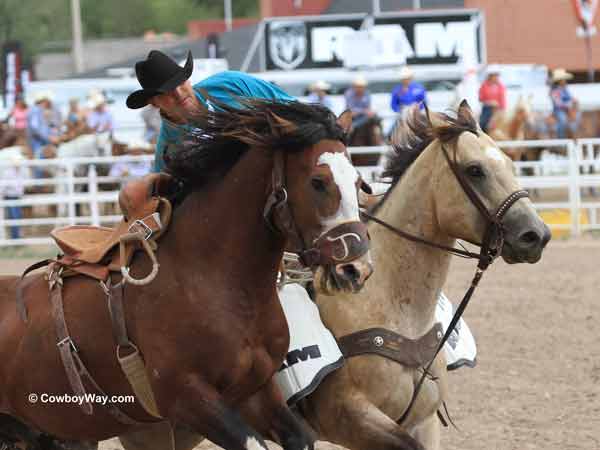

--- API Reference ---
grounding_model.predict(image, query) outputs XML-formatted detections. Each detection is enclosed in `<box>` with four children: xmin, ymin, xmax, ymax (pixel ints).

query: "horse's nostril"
<box><xmin>338</xmin><ymin>263</ymin><xmax>359</xmax><ymax>282</ymax></box>
<box><xmin>518</xmin><ymin>230</ymin><xmax>540</xmax><ymax>246</ymax></box>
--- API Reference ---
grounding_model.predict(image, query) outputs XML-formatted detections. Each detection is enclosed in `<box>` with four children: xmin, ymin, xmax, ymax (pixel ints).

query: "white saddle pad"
<box><xmin>435</xmin><ymin>292</ymin><xmax>477</xmax><ymax>370</ymax></box>
<box><xmin>276</xmin><ymin>285</ymin><xmax>477</xmax><ymax>404</ymax></box>
<box><xmin>275</xmin><ymin>284</ymin><xmax>343</xmax><ymax>405</ymax></box>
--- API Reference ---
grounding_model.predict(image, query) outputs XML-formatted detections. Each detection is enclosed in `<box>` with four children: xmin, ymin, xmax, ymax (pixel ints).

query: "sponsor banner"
<box><xmin>264</xmin><ymin>11</ymin><xmax>484</xmax><ymax>71</ymax></box>
<box><xmin>571</xmin><ymin>0</ymin><xmax>599</xmax><ymax>37</ymax></box>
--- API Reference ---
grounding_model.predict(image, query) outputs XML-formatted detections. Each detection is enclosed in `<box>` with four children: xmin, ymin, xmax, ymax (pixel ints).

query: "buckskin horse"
<box><xmin>111</xmin><ymin>102</ymin><xmax>551</xmax><ymax>450</ymax></box>
<box><xmin>0</xmin><ymin>100</ymin><xmax>373</xmax><ymax>450</ymax></box>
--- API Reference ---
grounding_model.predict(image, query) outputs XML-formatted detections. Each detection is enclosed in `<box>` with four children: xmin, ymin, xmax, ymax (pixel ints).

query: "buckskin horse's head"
<box><xmin>166</xmin><ymin>98</ymin><xmax>373</xmax><ymax>294</ymax></box>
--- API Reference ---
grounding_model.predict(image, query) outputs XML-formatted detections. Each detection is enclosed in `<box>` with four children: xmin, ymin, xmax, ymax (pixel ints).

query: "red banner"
<box><xmin>571</xmin><ymin>0</ymin><xmax>599</xmax><ymax>31</ymax></box>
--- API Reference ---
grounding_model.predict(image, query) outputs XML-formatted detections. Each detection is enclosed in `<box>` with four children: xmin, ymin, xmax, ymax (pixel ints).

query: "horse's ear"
<box><xmin>337</xmin><ymin>110</ymin><xmax>353</xmax><ymax>134</ymax></box>
<box><xmin>457</xmin><ymin>99</ymin><xmax>475</xmax><ymax>122</ymax></box>
<box><xmin>425</xmin><ymin>106</ymin><xmax>445</xmax><ymax>129</ymax></box>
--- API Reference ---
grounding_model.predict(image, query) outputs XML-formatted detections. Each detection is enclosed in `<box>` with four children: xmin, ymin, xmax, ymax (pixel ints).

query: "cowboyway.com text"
<box><xmin>28</xmin><ymin>392</ymin><xmax>134</xmax><ymax>406</ymax></box>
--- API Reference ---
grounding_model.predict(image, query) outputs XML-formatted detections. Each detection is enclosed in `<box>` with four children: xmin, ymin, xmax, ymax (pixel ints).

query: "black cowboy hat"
<box><xmin>126</xmin><ymin>50</ymin><xmax>193</xmax><ymax>109</ymax></box>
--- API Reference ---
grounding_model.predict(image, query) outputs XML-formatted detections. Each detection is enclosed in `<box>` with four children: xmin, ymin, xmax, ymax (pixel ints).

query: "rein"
<box><xmin>361</xmin><ymin>141</ymin><xmax>529</xmax><ymax>426</ymax></box>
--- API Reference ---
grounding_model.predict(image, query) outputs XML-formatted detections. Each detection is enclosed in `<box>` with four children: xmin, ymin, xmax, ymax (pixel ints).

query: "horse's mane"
<box><xmin>382</xmin><ymin>107</ymin><xmax>479</xmax><ymax>186</ymax></box>
<box><xmin>164</xmin><ymin>98</ymin><xmax>346</xmax><ymax>185</ymax></box>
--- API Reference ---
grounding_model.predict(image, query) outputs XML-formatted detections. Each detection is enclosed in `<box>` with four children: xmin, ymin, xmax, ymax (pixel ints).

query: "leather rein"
<box><xmin>360</xmin><ymin>141</ymin><xmax>529</xmax><ymax>426</ymax></box>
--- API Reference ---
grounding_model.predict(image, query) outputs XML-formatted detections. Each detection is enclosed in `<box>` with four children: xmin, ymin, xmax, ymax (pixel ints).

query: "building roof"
<box><xmin>325</xmin><ymin>0</ymin><xmax>464</xmax><ymax>14</ymax></box>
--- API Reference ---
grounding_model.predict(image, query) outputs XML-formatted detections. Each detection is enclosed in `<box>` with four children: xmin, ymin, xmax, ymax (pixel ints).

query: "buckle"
<box><xmin>57</xmin><ymin>336</ymin><xmax>78</xmax><ymax>353</ymax></box>
<box><xmin>129</xmin><ymin>219</ymin><xmax>153</xmax><ymax>240</ymax></box>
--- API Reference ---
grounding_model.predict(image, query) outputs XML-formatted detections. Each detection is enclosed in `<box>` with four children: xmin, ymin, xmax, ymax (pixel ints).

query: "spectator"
<box><xmin>26</xmin><ymin>91</ymin><xmax>60</xmax><ymax>159</ymax></box>
<box><xmin>390</xmin><ymin>66</ymin><xmax>427</xmax><ymax>118</ymax></box>
<box><xmin>7</xmin><ymin>95</ymin><xmax>29</xmax><ymax>140</ymax></box>
<box><xmin>65</xmin><ymin>98</ymin><xmax>86</xmax><ymax>135</ymax></box>
<box><xmin>141</xmin><ymin>104</ymin><xmax>161</xmax><ymax>144</ymax></box>
<box><xmin>307</xmin><ymin>80</ymin><xmax>334</xmax><ymax>111</ymax></box>
<box><xmin>344</xmin><ymin>76</ymin><xmax>375</xmax><ymax>129</ymax></box>
<box><xmin>478</xmin><ymin>66</ymin><xmax>506</xmax><ymax>132</ymax></box>
<box><xmin>550</xmin><ymin>68</ymin><xmax>580</xmax><ymax>138</ymax></box>
<box><xmin>86</xmin><ymin>92</ymin><xmax>114</xmax><ymax>133</ymax></box>
<box><xmin>1</xmin><ymin>156</ymin><xmax>29</xmax><ymax>240</ymax></box>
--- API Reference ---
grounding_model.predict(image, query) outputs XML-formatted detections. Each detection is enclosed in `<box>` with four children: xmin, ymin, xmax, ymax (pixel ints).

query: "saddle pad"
<box><xmin>435</xmin><ymin>292</ymin><xmax>477</xmax><ymax>370</ymax></box>
<box><xmin>275</xmin><ymin>284</ymin><xmax>344</xmax><ymax>405</ymax></box>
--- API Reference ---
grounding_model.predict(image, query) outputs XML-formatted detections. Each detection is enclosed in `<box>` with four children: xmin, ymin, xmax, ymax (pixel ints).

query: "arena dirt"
<box><xmin>2</xmin><ymin>237</ymin><xmax>598</xmax><ymax>450</ymax></box>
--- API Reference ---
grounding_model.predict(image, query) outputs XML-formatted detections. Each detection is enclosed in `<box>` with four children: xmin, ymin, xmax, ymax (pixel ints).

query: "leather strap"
<box><xmin>337</xmin><ymin>323</ymin><xmax>444</xmax><ymax>368</ymax></box>
<box><xmin>47</xmin><ymin>263</ymin><xmax>94</xmax><ymax>415</ymax></box>
<box><xmin>105</xmin><ymin>279</ymin><xmax>131</xmax><ymax>348</ymax></box>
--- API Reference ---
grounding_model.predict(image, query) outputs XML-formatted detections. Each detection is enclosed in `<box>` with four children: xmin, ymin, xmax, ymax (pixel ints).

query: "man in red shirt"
<box><xmin>478</xmin><ymin>67</ymin><xmax>506</xmax><ymax>132</ymax></box>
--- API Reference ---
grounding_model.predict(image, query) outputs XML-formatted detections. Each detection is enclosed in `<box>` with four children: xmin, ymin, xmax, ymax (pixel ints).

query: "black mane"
<box><xmin>163</xmin><ymin>97</ymin><xmax>346</xmax><ymax>184</ymax></box>
<box><xmin>382</xmin><ymin>107</ymin><xmax>479</xmax><ymax>185</ymax></box>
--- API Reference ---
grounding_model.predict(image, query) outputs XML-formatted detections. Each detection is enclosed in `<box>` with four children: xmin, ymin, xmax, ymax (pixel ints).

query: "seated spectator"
<box><xmin>306</xmin><ymin>80</ymin><xmax>334</xmax><ymax>111</ymax></box>
<box><xmin>344</xmin><ymin>76</ymin><xmax>376</xmax><ymax>129</ymax></box>
<box><xmin>65</xmin><ymin>98</ymin><xmax>87</xmax><ymax>136</ymax></box>
<box><xmin>478</xmin><ymin>66</ymin><xmax>506</xmax><ymax>132</ymax></box>
<box><xmin>7</xmin><ymin>95</ymin><xmax>29</xmax><ymax>140</ymax></box>
<box><xmin>390</xmin><ymin>66</ymin><xmax>427</xmax><ymax>118</ymax></box>
<box><xmin>86</xmin><ymin>92</ymin><xmax>114</xmax><ymax>133</ymax></box>
<box><xmin>27</xmin><ymin>91</ymin><xmax>60</xmax><ymax>160</ymax></box>
<box><xmin>550</xmin><ymin>68</ymin><xmax>580</xmax><ymax>138</ymax></box>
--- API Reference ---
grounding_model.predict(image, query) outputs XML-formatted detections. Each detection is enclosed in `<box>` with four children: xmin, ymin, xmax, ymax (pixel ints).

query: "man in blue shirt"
<box><xmin>390</xmin><ymin>66</ymin><xmax>427</xmax><ymax>117</ymax></box>
<box><xmin>126</xmin><ymin>50</ymin><xmax>294</xmax><ymax>172</ymax></box>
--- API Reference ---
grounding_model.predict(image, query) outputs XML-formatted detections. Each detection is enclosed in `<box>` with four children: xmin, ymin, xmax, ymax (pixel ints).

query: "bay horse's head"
<box><xmin>386</xmin><ymin>101</ymin><xmax>551</xmax><ymax>264</ymax></box>
<box><xmin>165</xmin><ymin>99</ymin><xmax>373</xmax><ymax>294</ymax></box>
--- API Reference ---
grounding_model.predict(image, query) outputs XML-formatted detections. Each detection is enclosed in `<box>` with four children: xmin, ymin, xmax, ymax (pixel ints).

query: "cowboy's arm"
<box><xmin>154</xmin><ymin>119</ymin><xmax>184</xmax><ymax>172</ymax></box>
<box><xmin>390</xmin><ymin>88</ymin><xmax>400</xmax><ymax>113</ymax></box>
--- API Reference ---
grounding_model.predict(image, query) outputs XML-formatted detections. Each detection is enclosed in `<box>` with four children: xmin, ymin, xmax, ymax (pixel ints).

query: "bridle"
<box><xmin>263</xmin><ymin>150</ymin><xmax>370</xmax><ymax>268</ymax></box>
<box><xmin>360</xmin><ymin>139</ymin><xmax>529</xmax><ymax>426</ymax></box>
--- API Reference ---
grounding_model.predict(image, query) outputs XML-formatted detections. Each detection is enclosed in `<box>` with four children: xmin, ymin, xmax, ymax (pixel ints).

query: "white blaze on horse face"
<box><xmin>317</xmin><ymin>152</ymin><xmax>360</xmax><ymax>229</ymax></box>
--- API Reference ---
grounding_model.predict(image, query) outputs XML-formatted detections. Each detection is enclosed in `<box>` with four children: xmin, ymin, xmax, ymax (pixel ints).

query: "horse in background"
<box><xmin>487</xmin><ymin>95</ymin><xmax>535</xmax><ymax>162</ymax></box>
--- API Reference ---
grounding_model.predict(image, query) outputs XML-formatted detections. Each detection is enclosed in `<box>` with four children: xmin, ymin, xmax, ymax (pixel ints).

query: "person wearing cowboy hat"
<box><xmin>390</xmin><ymin>66</ymin><xmax>427</xmax><ymax>117</ymax></box>
<box><xmin>26</xmin><ymin>91</ymin><xmax>60</xmax><ymax>160</ymax></box>
<box><xmin>306</xmin><ymin>80</ymin><xmax>334</xmax><ymax>111</ymax></box>
<box><xmin>549</xmin><ymin>68</ymin><xmax>580</xmax><ymax>138</ymax></box>
<box><xmin>126</xmin><ymin>50</ymin><xmax>294</xmax><ymax>172</ymax></box>
<box><xmin>86</xmin><ymin>91</ymin><xmax>114</xmax><ymax>133</ymax></box>
<box><xmin>478</xmin><ymin>65</ymin><xmax>506</xmax><ymax>132</ymax></box>
<box><xmin>344</xmin><ymin>75</ymin><xmax>377</xmax><ymax>130</ymax></box>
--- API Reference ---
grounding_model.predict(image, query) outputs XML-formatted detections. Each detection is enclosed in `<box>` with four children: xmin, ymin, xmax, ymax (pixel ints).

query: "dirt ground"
<box><xmin>1</xmin><ymin>236</ymin><xmax>598</xmax><ymax>450</ymax></box>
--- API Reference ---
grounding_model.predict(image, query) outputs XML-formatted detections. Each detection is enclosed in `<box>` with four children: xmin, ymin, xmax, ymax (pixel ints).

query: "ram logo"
<box><xmin>279</xmin><ymin>345</ymin><xmax>322</xmax><ymax>370</ymax></box>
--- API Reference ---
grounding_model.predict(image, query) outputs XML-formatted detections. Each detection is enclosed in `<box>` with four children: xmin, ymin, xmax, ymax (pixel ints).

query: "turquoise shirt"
<box><xmin>154</xmin><ymin>71</ymin><xmax>294</xmax><ymax>172</ymax></box>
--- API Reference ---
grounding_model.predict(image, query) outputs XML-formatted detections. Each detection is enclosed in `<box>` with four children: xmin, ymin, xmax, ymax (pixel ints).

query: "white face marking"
<box><xmin>317</xmin><ymin>152</ymin><xmax>360</xmax><ymax>230</ymax></box>
<box><xmin>245</xmin><ymin>437</ymin><xmax>265</xmax><ymax>450</ymax></box>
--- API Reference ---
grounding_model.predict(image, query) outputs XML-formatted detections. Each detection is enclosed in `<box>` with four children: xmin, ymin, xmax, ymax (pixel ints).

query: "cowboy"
<box><xmin>390</xmin><ymin>66</ymin><xmax>427</xmax><ymax>117</ymax></box>
<box><xmin>343</xmin><ymin>76</ymin><xmax>376</xmax><ymax>130</ymax></box>
<box><xmin>126</xmin><ymin>50</ymin><xmax>294</xmax><ymax>172</ymax></box>
<box><xmin>26</xmin><ymin>91</ymin><xmax>60</xmax><ymax>160</ymax></box>
<box><xmin>549</xmin><ymin>68</ymin><xmax>580</xmax><ymax>139</ymax></box>
<box><xmin>478</xmin><ymin>65</ymin><xmax>506</xmax><ymax>133</ymax></box>
<box><xmin>86</xmin><ymin>91</ymin><xmax>114</xmax><ymax>134</ymax></box>
<box><xmin>307</xmin><ymin>80</ymin><xmax>334</xmax><ymax>111</ymax></box>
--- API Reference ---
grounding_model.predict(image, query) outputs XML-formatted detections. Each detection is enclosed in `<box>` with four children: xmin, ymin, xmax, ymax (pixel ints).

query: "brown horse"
<box><xmin>112</xmin><ymin>103</ymin><xmax>551</xmax><ymax>450</ymax></box>
<box><xmin>0</xmin><ymin>100</ymin><xmax>373</xmax><ymax>450</ymax></box>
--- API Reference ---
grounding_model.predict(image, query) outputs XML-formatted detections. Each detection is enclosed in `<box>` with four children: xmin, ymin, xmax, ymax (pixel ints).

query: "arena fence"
<box><xmin>1</xmin><ymin>139</ymin><xmax>599</xmax><ymax>246</ymax></box>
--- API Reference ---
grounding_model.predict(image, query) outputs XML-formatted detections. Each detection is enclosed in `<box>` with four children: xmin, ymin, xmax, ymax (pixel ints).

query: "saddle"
<box><xmin>50</xmin><ymin>173</ymin><xmax>175</xmax><ymax>282</ymax></box>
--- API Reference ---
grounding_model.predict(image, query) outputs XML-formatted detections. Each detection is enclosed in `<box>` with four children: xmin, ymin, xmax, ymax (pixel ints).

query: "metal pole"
<box><xmin>372</xmin><ymin>0</ymin><xmax>381</xmax><ymax>14</ymax></box>
<box><xmin>224</xmin><ymin>0</ymin><xmax>233</xmax><ymax>32</ymax></box>
<box><xmin>585</xmin><ymin>34</ymin><xmax>594</xmax><ymax>82</ymax></box>
<box><xmin>70</xmin><ymin>0</ymin><xmax>84</xmax><ymax>73</ymax></box>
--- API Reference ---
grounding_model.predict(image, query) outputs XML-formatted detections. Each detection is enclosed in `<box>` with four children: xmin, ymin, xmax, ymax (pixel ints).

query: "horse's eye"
<box><xmin>465</xmin><ymin>164</ymin><xmax>485</xmax><ymax>179</ymax></box>
<box><xmin>311</xmin><ymin>177</ymin><xmax>327</xmax><ymax>193</ymax></box>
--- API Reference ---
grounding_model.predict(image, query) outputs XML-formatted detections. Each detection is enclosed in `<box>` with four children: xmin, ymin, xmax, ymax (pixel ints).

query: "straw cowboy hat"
<box><xmin>311</xmin><ymin>80</ymin><xmax>331</xmax><ymax>91</ymax></box>
<box><xmin>126</xmin><ymin>50</ymin><xmax>193</xmax><ymax>109</ymax></box>
<box><xmin>352</xmin><ymin>75</ymin><xmax>368</xmax><ymax>87</ymax></box>
<box><xmin>33</xmin><ymin>90</ymin><xmax>54</xmax><ymax>103</ymax></box>
<box><xmin>87</xmin><ymin>92</ymin><xmax>107</xmax><ymax>109</ymax></box>
<box><xmin>551</xmin><ymin>68</ymin><xmax>574</xmax><ymax>83</ymax></box>
<box><xmin>398</xmin><ymin>66</ymin><xmax>415</xmax><ymax>80</ymax></box>
<box><xmin>485</xmin><ymin>64</ymin><xmax>501</xmax><ymax>76</ymax></box>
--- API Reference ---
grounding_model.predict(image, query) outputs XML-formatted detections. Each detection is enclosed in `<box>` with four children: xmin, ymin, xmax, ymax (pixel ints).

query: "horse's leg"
<box><xmin>411</xmin><ymin>414</ymin><xmax>439</xmax><ymax>450</ymax></box>
<box><xmin>119</xmin><ymin>422</ymin><xmax>203</xmax><ymax>450</ymax></box>
<box><xmin>240</xmin><ymin>378</ymin><xmax>315</xmax><ymax>450</ymax></box>
<box><xmin>305</xmin><ymin>389</ymin><xmax>424</xmax><ymax>450</ymax></box>
<box><xmin>171</xmin><ymin>376</ymin><xmax>270</xmax><ymax>450</ymax></box>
